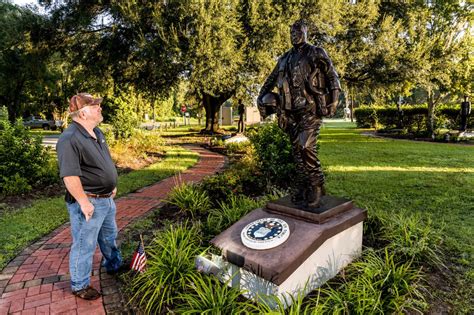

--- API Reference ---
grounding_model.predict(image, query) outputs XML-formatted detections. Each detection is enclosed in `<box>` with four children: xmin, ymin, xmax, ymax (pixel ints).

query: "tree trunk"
<box><xmin>201</xmin><ymin>90</ymin><xmax>234</xmax><ymax>134</ymax></box>
<box><xmin>427</xmin><ymin>87</ymin><xmax>435</xmax><ymax>138</ymax></box>
<box><xmin>7</xmin><ymin>80</ymin><xmax>25</xmax><ymax>122</ymax></box>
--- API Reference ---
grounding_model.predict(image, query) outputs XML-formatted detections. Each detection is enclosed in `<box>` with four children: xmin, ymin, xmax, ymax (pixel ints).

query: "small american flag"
<box><xmin>130</xmin><ymin>239</ymin><xmax>147</xmax><ymax>272</ymax></box>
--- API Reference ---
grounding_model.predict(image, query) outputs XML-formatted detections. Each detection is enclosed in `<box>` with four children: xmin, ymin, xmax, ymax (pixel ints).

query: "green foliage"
<box><xmin>354</xmin><ymin>104</ymin><xmax>472</xmax><ymax>133</ymax></box>
<box><xmin>224</xmin><ymin>140</ymin><xmax>251</xmax><ymax>155</ymax></box>
<box><xmin>199</xmin><ymin>160</ymin><xmax>265</xmax><ymax>206</ymax></box>
<box><xmin>109</xmin><ymin>90</ymin><xmax>142</xmax><ymax>139</ymax></box>
<box><xmin>129</xmin><ymin>222</ymin><xmax>203</xmax><ymax>313</ymax></box>
<box><xmin>0</xmin><ymin>106</ymin><xmax>7</xmax><ymax>122</ymax></box>
<box><xmin>0</xmin><ymin>120</ymin><xmax>58</xmax><ymax>195</ymax></box>
<box><xmin>204</xmin><ymin>194</ymin><xmax>264</xmax><ymax>237</ymax></box>
<box><xmin>315</xmin><ymin>249</ymin><xmax>427</xmax><ymax>314</ymax></box>
<box><xmin>254</xmin><ymin>287</ymin><xmax>317</xmax><ymax>315</ymax></box>
<box><xmin>247</xmin><ymin>122</ymin><xmax>295</xmax><ymax>189</ymax></box>
<box><xmin>0</xmin><ymin>2</ymin><xmax>55</xmax><ymax>121</ymax></box>
<box><xmin>109</xmin><ymin>129</ymin><xmax>165</xmax><ymax>168</ymax></box>
<box><xmin>380</xmin><ymin>212</ymin><xmax>444</xmax><ymax>268</ymax></box>
<box><xmin>176</xmin><ymin>273</ymin><xmax>255</xmax><ymax>314</ymax></box>
<box><xmin>167</xmin><ymin>182</ymin><xmax>211</xmax><ymax>219</ymax></box>
<box><xmin>438</xmin><ymin>104</ymin><xmax>474</xmax><ymax>130</ymax></box>
<box><xmin>1</xmin><ymin>173</ymin><xmax>31</xmax><ymax>195</ymax></box>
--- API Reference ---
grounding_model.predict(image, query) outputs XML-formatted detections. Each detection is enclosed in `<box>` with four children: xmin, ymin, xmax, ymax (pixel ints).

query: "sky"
<box><xmin>12</xmin><ymin>0</ymin><xmax>37</xmax><ymax>5</ymax></box>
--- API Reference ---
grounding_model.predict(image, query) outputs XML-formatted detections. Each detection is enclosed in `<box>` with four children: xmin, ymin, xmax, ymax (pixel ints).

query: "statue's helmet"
<box><xmin>261</xmin><ymin>92</ymin><xmax>280</xmax><ymax>107</ymax></box>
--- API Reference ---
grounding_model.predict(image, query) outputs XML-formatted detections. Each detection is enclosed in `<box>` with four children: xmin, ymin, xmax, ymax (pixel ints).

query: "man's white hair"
<box><xmin>70</xmin><ymin>106</ymin><xmax>92</xmax><ymax>119</ymax></box>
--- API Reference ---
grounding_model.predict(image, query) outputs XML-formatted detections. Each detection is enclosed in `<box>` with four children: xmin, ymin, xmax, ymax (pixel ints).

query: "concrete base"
<box><xmin>207</xmin><ymin>196</ymin><xmax>366</xmax><ymax>308</ymax></box>
<box><xmin>210</xmin><ymin>222</ymin><xmax>362</xmax><ymax>308</ymax></box>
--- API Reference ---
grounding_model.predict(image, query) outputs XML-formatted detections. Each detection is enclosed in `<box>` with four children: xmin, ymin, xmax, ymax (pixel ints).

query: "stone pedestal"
<box><xmin>208</xmin><ymin>196</ymin><xmax>366</xmax><ymax>308</ymax></box>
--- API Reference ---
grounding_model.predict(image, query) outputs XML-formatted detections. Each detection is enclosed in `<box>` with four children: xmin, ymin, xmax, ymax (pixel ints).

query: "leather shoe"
<box><xmin>73</xmin><ymin>285</ymin><xmax>101</xmax><ymax>300</ymax></box>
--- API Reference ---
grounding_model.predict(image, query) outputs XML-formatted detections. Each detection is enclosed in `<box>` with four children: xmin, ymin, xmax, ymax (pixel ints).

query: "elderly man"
<box><xmin>258</xmin><ymin>20</ymin><xmax>341</xmax><ymax>208</ymax></box>
<box><xmin>56</xmin><ymin>93</ymin><xmax>123</xmax><ymax>300</ymax></box>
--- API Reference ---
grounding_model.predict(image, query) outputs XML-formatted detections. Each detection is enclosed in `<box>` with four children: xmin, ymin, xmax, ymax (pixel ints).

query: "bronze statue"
<box><xmin>258</xmin><ymin>20</ymin><xmax>341</xmax><ymax>208</ymax></box>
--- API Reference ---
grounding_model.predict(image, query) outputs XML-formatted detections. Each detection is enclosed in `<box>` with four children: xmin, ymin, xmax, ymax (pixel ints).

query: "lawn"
<box><xmin>320</xmin><ymin>121</ymin><xmax>473</xmax><ymax>310</ymax></box>
<box><xmin>320</xmin><ymin>122</ymin><xmax>473</xmax><ymax>257</ymax></box>
<box><xmin>0</xmin><ymin>146</ymin><xmax>199</xmax><ymax>270</ymax></box>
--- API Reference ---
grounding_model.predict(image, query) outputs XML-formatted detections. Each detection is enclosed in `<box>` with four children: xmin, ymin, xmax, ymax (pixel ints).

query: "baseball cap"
<box><xmin>69</xmin><ymin>93</ymin><xmax>103</xmax><ymax>113</ymax></box>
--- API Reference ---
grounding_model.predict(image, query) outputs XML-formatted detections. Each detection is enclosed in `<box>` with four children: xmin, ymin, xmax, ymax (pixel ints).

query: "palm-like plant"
<box><xmin>129</xmin><ymin>222</ymin><xmax>203</xmax><ymax>313</ymax></box>
<box><xmin>167</xmin><ymin>182</ymin><xmax>211</xmax><ymax>219</ymax></box>
<box><xmin>176</xmin><ymin>273</ymin><xmax>256</xmax><ymax>314</ymax></box>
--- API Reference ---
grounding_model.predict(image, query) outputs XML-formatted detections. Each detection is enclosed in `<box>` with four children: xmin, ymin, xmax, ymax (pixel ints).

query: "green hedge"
<box><xmin>354</xmin><ymin>104</ymin><xmax>473</xmax><ymax>132</ymax></box>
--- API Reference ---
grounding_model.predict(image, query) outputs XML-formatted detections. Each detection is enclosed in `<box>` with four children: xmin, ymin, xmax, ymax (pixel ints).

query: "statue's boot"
<box><xmin>291</xmin><ymin>187</ymin><xmax>306</xmax><ymax>206</ymax></box>
<box><xmin>307</xmin><ymin>185</ymin><xmax>325</xmax><ymax>208</ymax></box>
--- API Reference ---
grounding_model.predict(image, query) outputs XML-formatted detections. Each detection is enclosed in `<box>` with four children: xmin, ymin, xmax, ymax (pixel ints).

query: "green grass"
<box><xmin>0</xmin><ymin>146</ymin><xmax>199</xmax><ymax>270</ymax></box>
<box><xmin>319</xmin><ymin>121</ymin><xmax>473</xmax><ymax>311</ymax></box>
<box><xmin>320</xmin><ymin>122</ymin><xmax>473</xmax><ymax>257</ymax></box>
<box><xmin>29</xmin><ymin>129</ymin><xmax>61</xmax><ymax>137</ymax></box>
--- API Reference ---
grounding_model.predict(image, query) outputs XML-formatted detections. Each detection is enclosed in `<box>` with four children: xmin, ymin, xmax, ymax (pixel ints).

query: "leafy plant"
<box><xmin>381</xmin><ymin>212</ymin><xmax>444</xmax><ymax>268</ymax></box>
<box><xmin>247</xmin><ymin>122</ymin><xmax>295</xmax><ymax>189</ymax></box>
<box><xmin>204</xmin><ymin>194</ymin><xmax>264</xmax><ymax>237</ymax></box>
<box><xmin>167</xmin><ymin>181</ymin><xmax>211</xmax><ymax>219</ymax></box>
<box><xmin>254</xmin><ymin>286</ymin><xmax>318</xmax><ymax>315</ymax></box>
<box><xmin>315</xmin><ymin>249</ymin><xmax>427</xmax><ymax>314</ymax></box>
<box><xmin>109</xmin><ymin>129</ymin><xmax>165</xmax><ymax>169</ymax></box>
<box><xmin>0</xmin><ymin>120</ymin><xmax>57</xmax><ymax>195</ymax></box>
<box><xmin>176</xmin><ymin>273</ymin><xmax>255</xmax><ymax>314</ymax></box>
<box><xmin>109</xmin><ymin>89</ymin><xmax>142</xmax><ymax>139</ymax></box>
<box><xmin>1</xmin><ymin>173</ymin><xmax>31</xmax><ymax>195</ymax></box>
<box><xmin>129</xmin><ymin>222</ymin><xmax>203</xmax><ymax>313</ymax></box>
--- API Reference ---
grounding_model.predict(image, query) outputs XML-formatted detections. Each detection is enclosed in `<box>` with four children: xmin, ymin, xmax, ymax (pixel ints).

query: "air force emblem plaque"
<box><xmin>241</xmin><ymin>218</ymin><xmax>290</xmax><ymax>250</ymax></box>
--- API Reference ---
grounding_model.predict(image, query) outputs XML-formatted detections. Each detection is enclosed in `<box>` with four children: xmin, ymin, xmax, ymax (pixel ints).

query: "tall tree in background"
<box><xmin>3</xmin><ymin>0</ymin><xmax>471</xmax><ymax>130</ymax></box>
<box><xmin>0</xmin><ymin>1</ymin><xmax>52</xmax><ymax>121</ymax></box>
<box><xmin>407</xmin><ymin>2</ymin><xmax>472</xmax><ymax>135</ymax></box>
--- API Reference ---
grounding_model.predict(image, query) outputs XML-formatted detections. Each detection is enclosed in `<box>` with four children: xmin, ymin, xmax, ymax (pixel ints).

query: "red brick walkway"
<box><xmin>0</xmin><ymin>145</ymin><xmax>225</xmax><ymax>315</ymax></box>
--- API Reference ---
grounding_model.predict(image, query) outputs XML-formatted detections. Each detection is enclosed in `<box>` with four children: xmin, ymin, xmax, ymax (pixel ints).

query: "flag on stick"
<box><xmin>130</xmin><ymin>235</ymin><xmax>147</xmax><ymax>272</ymax></box>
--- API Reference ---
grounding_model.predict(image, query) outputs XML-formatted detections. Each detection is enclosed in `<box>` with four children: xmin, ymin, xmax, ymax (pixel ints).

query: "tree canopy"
<box><xmin>0</xmin><ymin>0</ymin><xmax>472</xmax><ymax>132</ymax></box>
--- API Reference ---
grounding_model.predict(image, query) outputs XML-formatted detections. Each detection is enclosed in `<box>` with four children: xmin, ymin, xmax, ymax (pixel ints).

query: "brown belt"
<box><xmin>85</xmin><ymin>192</ymin><xmax>113</xmax><ymax>198</ymax></box>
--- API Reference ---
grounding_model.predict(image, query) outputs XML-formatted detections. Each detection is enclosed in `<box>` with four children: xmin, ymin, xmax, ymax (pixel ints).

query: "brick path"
<box><xmin>0</xmin><ymin>145</ymin><xmax>225</xmax><ymax>315</ymax></box>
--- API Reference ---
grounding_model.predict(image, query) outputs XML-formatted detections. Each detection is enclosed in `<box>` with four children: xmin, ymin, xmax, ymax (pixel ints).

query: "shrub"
<box><xmin>1</xmin><ymin>173</ymin><xmax>31</xmax><ymax>195</ymax></box>
<box><xmin>315</xmin><ymin>249</ymin><xmax>427</xmax><ymax>314</ymax></box>
<box><xmin>354</xmin><ymin>106</ymin><xmax>379</xmax><ymax>128</ymax></box>
<box><xmin>354</xmin><ymin>103</ymin><xmax>473</xmax><ymax>133</ymax></box>
<box><xmin>224</xmin><ymin>140</ymin><xmax>251</xmax><ymax>155</ymax></box>
<box><xmin>109</xmin><ymin>129</ymin><xmax>165</xmax><ymax>168</ymax></box>
<box><xmin>167</xmin><ymin>182</ymin><xmax>211</xmax><ymax>219</ymax></box>
<box><xmin>0</xmin><ymin>120</ymin><xmax>58</xmax><ymax>195</ymax></box>
<box><xmin>380</xmin><ymin>212</ymin><xmax>444</xmax><ymax>268</ymax></box>
<box><xmin>109</xmin><ymin>91</ymin><xmax>142</xmax><ymax>139</ymax></box>
<box><xmin>247</xmin><ymin>122</ymin><xmax>295</xmax><ymax>189</ymax></box>
<box><xmin>204</xmin><ymin>194</ymin><xmax>264</xmax><ymax>237</ymax></box>
<box><xmin>199</xmin><ymin>162</ymin><xmax>265</xmax><ymax>206</ymax></box>
<box><xmin>129</xmin><ymin>222</ymin><xmax>203</xmax><ymax>313</ymax></box>
<box><xmin>176</xmin><ymin>273</ymin><xmax>255</xmax><ymax>314</ymax></box>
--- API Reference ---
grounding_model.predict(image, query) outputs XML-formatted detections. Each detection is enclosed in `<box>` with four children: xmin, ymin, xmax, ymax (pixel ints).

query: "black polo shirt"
<box><xmin>56</xmin><ymin>121</ymin><xmax>118</xmax><ymax>203</ymax></box>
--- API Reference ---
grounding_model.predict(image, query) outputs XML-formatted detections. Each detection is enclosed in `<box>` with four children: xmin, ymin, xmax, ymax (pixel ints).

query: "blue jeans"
<box><xmin>67</xmin><ymin>197</ymin><xmax>122</xmax><ymax>291</ymax></box>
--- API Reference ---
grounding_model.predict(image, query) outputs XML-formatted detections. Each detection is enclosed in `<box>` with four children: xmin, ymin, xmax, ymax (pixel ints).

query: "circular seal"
<box><xmin>241</xmin><ymin>218</ymin><xmax>290</xmax><ymax>250</ymax></box>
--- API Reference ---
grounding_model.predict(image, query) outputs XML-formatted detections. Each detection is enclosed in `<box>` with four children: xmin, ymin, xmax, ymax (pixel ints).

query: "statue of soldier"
<box><xmin>257</xmin><ymin>20</ymin><xmax>341</xmax><ymax>208</ymax></box>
